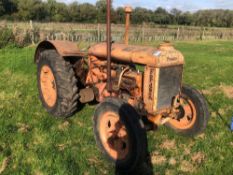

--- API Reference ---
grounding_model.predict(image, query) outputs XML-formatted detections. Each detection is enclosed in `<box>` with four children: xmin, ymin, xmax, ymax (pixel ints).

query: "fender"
<box><xmin>34</xmin><ymin>40</ymin><xmax>85</xmax><ymax>63</ymax></box>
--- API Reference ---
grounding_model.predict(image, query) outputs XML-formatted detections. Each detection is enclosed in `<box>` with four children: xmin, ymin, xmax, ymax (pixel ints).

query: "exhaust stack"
<box><xmin>124</xmin><ymin>6</ymin><xmax>132</xmax><ymax>45</ymax></box>
<box><xmin>106</xmin><ymin>0</ymin><xmax>112</xmax><ymax>92</ymax></box>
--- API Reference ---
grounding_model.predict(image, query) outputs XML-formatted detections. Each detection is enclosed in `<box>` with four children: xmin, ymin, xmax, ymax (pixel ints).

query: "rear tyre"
<box><xmin>37</xmin><ymin>49</ymin><xmax>79</xmax><ymax>118</ymax></box>
<box><xmin>166</xmin><ymin>85</ymin><xmax>210</xmax><ymax>136</ymax></box>
<box><xmin>93</xmin><ymin>98</ymin><xmax>147</xmax><ymax>173</ymax></box>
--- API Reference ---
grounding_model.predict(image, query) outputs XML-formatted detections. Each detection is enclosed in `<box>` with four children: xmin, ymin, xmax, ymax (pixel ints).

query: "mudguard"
<box><xmin>34</xmin><ymin>40</ymin><xmax>85</xmax><ymax>63</ymax></box>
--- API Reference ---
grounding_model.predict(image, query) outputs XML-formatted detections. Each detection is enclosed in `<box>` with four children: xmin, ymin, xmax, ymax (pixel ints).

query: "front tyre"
<box><xmin>37</xmin><ymin>49</ymin><xmax>79</xmax><ymax>118</ymax></box>
<box><xmin>166</xmin><ymin>85</ymin><xmax>210</xmax><ymax>136</ymax></box>
<box><xmin>93</xmin><ymin>98</ymin><xmax>147</xmax><ymax>173</ymax></box>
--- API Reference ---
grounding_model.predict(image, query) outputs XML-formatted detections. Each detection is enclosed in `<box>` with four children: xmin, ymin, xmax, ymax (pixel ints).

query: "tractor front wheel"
<box><xmin>93</xmin><ymin>98</ymin><xmax>147</xmax><ymax>173</ymax></box>
<box><xmin>37</xmin><ymin>49</ymin><xmax>79</xmax><ymax>118</ymax></box>
<box><xmin>166</xmin><ymin>85</ymin><xmax>210</xmax><ymax>136</ymax></box>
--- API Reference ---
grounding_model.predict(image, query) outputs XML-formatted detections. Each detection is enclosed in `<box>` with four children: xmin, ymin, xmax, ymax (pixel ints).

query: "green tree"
<box><xmin>170</xmin><ymin>8</ymin><xmax>182</xmax><ymax>24</ymax></box>
<box><xmin>0</xmin><ymin>2</ymin><xmax>5</xmax><ymax>16</ymax></box>
<box><xmin>68</xmin><ymin>2</ymin><xmax>80</xmax><ymax>22</ymax></box>
<box><xmin>96</xmin><ymin>0</ymin><xmax>107</xmax><ymax>23</ymax></box>
<box><xmin>1</xmin><ymin>0</ymin><xmax>233</xmax><ymax>27</ymax></box>
<box><xmin>178</xmin><ymin>12</ymin><xmax>193</xmax><ymax>25</ymax></box>
<box><xmin>115</xmin><ymin>7</ymin><xmax>125</xmax><ymax>24</ymax></box>
<box><xmin>46</xmin><ymin>0</ymin><xmax>56</xmax><ymax>21</ymax></box>
<box><xmin>132</xmin><ymin>7</ymin><xmax>153</xmax><ymax>24</ymax></box>
<box><xmin>52</xmin><ymin>2</ymin><xmax>69</xmax><ymax>22</ymax></box>
<box><xmin>16</xmin><ymin>0</ymin><xmax>44</xmax><ymax>20</ymax></box>
<box><xmin>153</xmin><ymin>7</ymin><xmax>171</xmax><ymax>24</ymax></box>
<box><xmin>78</xmin><ymin>3</ymin><xmax>97</xmax><ymax>23</ymax></box>
<box><xmin>0</xmin><ymin>0</ymin><xmax>17</xmax><ymax>17</ymax></box>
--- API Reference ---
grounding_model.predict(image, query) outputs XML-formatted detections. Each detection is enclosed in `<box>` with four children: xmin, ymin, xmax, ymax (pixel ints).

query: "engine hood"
<box><xmin>88</xmin><ymin>42</ymin><xmax>184</xmax><ymax>67</ymax></box>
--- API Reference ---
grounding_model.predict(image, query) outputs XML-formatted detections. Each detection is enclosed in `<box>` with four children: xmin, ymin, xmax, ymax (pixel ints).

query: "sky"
<box><xmin>58</xmin><ymin>0</ymin><xmax>233</xmax><ymax>12</ymax></box>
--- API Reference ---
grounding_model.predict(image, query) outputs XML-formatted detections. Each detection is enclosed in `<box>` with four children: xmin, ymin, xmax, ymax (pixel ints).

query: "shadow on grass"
<box><xmin>112</xmin><ymin>103</ymin><xmax>154</xmax><ymax>175</ymax></box>
<box><xmin>114</xmin><ymin>132</ymin><xmax>154</xmax><ymax>175</ymax></box>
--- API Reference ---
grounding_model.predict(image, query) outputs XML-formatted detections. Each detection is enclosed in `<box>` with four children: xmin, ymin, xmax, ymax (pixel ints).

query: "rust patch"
<box><xmin>35</xmin><ymin>40</ymin><xmax>85</xmax><ymax>63</ymax></box>
<box><xmin>191</xmin><ymin>152</ymin><xmax>205</xmax><ymax>164</ymax></box>
<box><xmin>125</xmin><ymin>6</ymin><xmax>133</xmax><ymax>45</ymax></box>
<box><xmin>88</xmin><ymin>42</ymin><xmax>184</xmax><ymax>67</ymax></box>
<box><xmin>49</xmin><ymin>40</ymin><xmax>83</xmax><ymax>56</ymax></box>
<box><xmin>160</xmin><ymin>139</ymin><xmax>176</xmax><ymax>150</ymax></box>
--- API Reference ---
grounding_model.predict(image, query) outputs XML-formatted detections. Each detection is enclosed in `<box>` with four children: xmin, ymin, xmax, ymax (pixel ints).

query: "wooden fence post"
<box><xmin>97</xmin><ymin>23</ymin><xmax>100</xmax><ymax>42</ymax></box>
<box><xmin>201</xmin><ymin>27</ymin><xmax>206</xmax><ymax>40</ymax></box>
<box><xmin>176</xmin><ymin>27</ymin><xmax>180</xmax><ymax>40</ymax></box>
<box><xmin>142</xmin><ymin>22</ymin><xmax>145</xmax><ymax>42</ymax></box>
<box><xmin>30</xmin><ymin>20</ymin><xmax>35</xmax><ymax>45</ymax></box>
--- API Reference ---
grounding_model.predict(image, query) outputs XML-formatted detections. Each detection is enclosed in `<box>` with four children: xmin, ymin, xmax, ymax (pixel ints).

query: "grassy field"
<box><xmin>0</xmin><ymin>41</ymin><xmax>233</xmax><ymax>175</ymax></box>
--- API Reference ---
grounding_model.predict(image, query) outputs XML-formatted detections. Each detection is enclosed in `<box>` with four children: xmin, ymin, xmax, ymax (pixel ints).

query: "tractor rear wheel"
<box><xmin>166</xmin><ymin>85</ymin><xmax>210</xmax><ymax>136</ymax></box>
<box><xmin>37</xmin><ymin>49</ymin><xmax>79</xmax><ymax>118</ymax></box>
<box><xmin>93</xmin><ymin>98</ymin><xmax>147</xmax><ymax>173</ymax></box>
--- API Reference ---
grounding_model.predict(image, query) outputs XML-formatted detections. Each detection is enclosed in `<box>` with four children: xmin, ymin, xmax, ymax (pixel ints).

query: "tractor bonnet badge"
<box><xmin>153</xmin><ymin>51</ymin><xmax>161</xmax><ymax>57</ymax></box>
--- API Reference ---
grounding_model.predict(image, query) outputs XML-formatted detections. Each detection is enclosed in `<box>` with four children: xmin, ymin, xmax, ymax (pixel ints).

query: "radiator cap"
<box><xmin>159</xmin><ymin>42</ymin><xmax>174</xmax><ymax>51</ymax></box>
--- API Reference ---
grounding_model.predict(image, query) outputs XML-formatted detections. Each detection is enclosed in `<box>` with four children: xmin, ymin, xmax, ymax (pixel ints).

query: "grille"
<box><xmin>143</xmin><ymin>65</ymin><xmax>183</xmax><ymax>114</ymax></box>
<box><xmin>156</xmin><ymin>66</ymin><xmax>183</xmax><ymax>110</ymax></box>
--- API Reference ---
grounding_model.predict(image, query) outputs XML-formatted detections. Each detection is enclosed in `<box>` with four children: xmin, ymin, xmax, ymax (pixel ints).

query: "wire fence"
<box><xmin>1</xmin><ymin>21</ymin><xmax>233</xmax><ymax>46</ymax></box>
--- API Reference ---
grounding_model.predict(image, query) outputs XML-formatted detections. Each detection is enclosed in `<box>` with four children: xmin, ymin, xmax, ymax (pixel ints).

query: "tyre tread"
<box><xmin>37</xmin><ymin>49</ymin><xmax>78</xmax><ymax>118</ymax></box>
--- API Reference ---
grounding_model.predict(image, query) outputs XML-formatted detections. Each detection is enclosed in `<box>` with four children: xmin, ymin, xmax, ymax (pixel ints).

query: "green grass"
<box><xmin>0</xmin><ymin>41</ymin><xmax>233</xmax><ymax>175</ymax></box>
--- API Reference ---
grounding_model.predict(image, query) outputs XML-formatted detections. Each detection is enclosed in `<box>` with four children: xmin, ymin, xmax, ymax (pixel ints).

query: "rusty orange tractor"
<box><xmin>34</xmin><ymin>1</ymin><xmax>209</xmax><ymax>173</ymax></box>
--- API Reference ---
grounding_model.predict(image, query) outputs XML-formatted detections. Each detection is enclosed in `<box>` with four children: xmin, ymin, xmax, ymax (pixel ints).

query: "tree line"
<box><xmin>1</xmin><ymin>0</ymin><xmax>233</xmax><ymax>27</ymax></box>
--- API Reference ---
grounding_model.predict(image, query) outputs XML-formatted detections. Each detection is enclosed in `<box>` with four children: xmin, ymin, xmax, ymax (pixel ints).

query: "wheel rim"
<box><xmin>99</xmin><ymin>112</ymin><xmax>130</xmax><ymax>160</ymax></box>
<box><xmin>40</xmin><ymin>65</ymin><xmax>57</xmax><ymax>107</ymax></box>
<box><xmin>169</xmin><ymin>96</ymin><xmax>197</xmax><ymax>130</ymax></box>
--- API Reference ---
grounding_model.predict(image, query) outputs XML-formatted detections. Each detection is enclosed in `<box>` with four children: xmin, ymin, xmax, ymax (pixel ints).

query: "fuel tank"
<box><xmin>88</xmin><ymin>42</ymin><xmax>184</xmax><ymax>67</ymax></box>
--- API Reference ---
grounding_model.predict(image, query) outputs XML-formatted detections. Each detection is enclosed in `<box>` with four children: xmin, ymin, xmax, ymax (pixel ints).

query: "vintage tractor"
<box><xmin>34</xmin><ymin>1</ymin><xmax>209</xmax><ymax>173</ymax></box>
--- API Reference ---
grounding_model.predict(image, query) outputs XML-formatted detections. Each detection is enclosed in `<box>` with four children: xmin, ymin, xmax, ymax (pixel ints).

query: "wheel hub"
<box><xmin>176</xmin><ymin>105</ymin><xmax>185</xmax><ymax>120</ymax></box>
<box><xmin>169</xmin><ymin>97</ymin><xmax>197</xmax><ymax>129</ymax></box>
<box><xmin>40</xmin><ymin>65</ymin><xmax>57</xmax><ymax>107</ymax></box>
<box><xmin>99</xmin><ymin>112</ymin><xmax>129</xmax><ymax>160</ymax></box>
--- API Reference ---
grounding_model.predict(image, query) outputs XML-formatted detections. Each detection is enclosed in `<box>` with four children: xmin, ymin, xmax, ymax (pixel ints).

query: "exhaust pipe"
<box><xmin>124</xmin><ymin>6</ymin><xmax>132</xmax><ymax>45</ymax></box>
<box><xmin>106</xmin><ymin>0</ymin><xmax>112</xmax><ymax>92</ymax></box>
